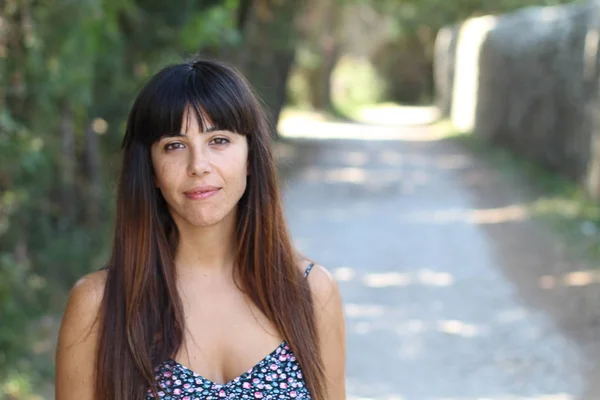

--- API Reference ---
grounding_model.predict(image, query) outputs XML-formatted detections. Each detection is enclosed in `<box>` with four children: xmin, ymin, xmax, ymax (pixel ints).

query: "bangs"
<box><xmin>130</xmin><ymin>62</ymin><xmax>259</xmax><ymax>147</ymax></box>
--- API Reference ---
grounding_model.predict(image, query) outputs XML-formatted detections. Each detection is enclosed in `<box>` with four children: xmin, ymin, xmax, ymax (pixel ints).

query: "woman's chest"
<box><xmin>149</xmin><ymin>342</ymin><xmax>311</xmax><ymax>400</ymax></box>
<box><xmin>177</xmin><ymin>274</ymin><xmax>275</xmax><ymax>336</ymax></box>
<box><xmin>172</xmin><ymin>286</ymin><xmax>284</xmax><ymax>388</ymax></box>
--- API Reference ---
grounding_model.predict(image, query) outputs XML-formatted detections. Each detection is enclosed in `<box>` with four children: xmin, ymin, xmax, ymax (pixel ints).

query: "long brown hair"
<box><xmin>95</xmin><ymin>59</ymin><xmax>325</xmax><ymax>399</ymax></box>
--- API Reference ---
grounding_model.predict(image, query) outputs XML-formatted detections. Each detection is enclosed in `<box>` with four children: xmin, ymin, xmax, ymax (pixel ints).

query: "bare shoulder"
<box><xmin>66</xmin><ymin>269</ymin><xmax>107</xmax><ymax>318</ymax></box>
<box><xmin>72</xmin><ymin>269</ymin><xmax>108</xmax><ymax>295</ymax></box>
<box><xmin>55</xmin><ymin>269</ymin><xmax>108</xmax><ymax>399</ymax></box>
<box><xmin>297</xmin><ymin>260</ymin><xmax>347</xmax><ymax>398</ymax></box>
<box><xmin>297</xmin><ymin>260</ymin><xmax>343</xmax><ymax>314</ymax></box>
<box><xmin>58</xmin><ymin>268</ymin><xmax>107</xmax><ymax>352</ymax></box>
<box><xmin>58</xmin><ymin>269</ymin><xmax>108</xmax><ymax>350</ymax></box>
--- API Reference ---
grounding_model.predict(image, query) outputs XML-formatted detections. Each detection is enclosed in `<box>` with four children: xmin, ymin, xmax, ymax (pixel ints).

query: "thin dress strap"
<box><xmin>303</xmin><ymin>262</ymin><xmax>315</xmax><ymax>279</ymax></box>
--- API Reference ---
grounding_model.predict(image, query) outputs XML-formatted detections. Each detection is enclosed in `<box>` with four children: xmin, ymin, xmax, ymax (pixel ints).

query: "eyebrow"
<box><xmin>160</xmin><ymin>126</ymin><xmax>223</xmax><ymax>139</ymax></box>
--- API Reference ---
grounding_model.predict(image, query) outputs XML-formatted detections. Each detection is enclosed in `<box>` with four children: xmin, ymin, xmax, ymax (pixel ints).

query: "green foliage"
<box><xmin>356</xmin><ymin>0</ymin><xmax>580</xmax><ymax>31</ymax></box>
<box><xmin>0</xmin><ymin>0</ymin><xmax>240</xmax><ymax>395</ymax></box>
<box><xmin>1</xmin><ymin>0</ymin><xmax>581</xmax><ymax>395</ymax></box>
<box><xmin>331</xmin><ymin>55</ymin><xmax>387</xmax><ymax>116</ymax></box>
<box><xmin>0</xmin><ymin>370</ymin><xmax>44</xmax><ymax>400</ymax></box>
<box><xmin>178</xmin><ymin>2</ymin><xmax>241</xmax><ymax>53</ymax></box>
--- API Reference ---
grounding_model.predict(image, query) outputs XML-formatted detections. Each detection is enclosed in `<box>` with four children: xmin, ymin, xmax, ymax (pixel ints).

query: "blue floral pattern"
<box><xmin>146</xmin><ymin>342</ymin><xmax>311</xmax><ymax>399</ymax></box>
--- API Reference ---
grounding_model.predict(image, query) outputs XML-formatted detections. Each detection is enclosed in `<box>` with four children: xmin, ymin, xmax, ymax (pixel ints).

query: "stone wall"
<box><xmin>434</xmin><ymin>1</ymin><xmax>600</xmax><ymax>195</ymax></box>
<box><xmin>433</xmin><ymin>23</ymin><xmax>460</xmax><ymax>116</ymax></box>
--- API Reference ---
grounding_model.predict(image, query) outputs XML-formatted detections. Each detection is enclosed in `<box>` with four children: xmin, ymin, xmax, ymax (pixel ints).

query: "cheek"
<box><xmin>236</xmin><ymin>147</ymin><xmax>249</xmax><ymax>176</ymax></box>
<box><xmin>154</xmin><ymin>160</ymin><xmax>178</xmax><ymax>189</ymax></box>
<box><xmin>225</xmin><ymin>154</ymin><xmax>248</xmax><ymax>194</ymax></box>
<box><xmin>235</xmin><ymin>157</ymin><xmax>249</xmax><ymax>185</ymax></box>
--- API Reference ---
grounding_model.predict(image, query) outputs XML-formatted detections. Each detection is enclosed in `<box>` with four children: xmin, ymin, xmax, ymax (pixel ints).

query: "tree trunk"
<box><xmin>235</xmin><ymin>0</ymin><xmax>303</xmax><ymax>130</ymax></box>
<box><xmin>585</xmin><ymin>8</ymin><xmax>600</xmax><ymax>199</ymax></box>
<box><xmin>306</xmin><ymin>39</ymin><xmax>339</xmax><ymax>111</ymax></box>
<box><xmin>236</xmin><ymin>0</ymin><xmax>253</xmax><ymax>34</ymax></box>
<box><xmin>297</xmin><ymin>0</ymin><xmax>341</xmax><ymax>112</ymax></box>
<box><xmin>84</xmin><ymin>118</ymin><xmax>103</xmax><ymax>225</ymax></box>
<box><xmin>60</xmin><ymin>101</ymin><xmax>76</xmax><ymax>228</ymax></box>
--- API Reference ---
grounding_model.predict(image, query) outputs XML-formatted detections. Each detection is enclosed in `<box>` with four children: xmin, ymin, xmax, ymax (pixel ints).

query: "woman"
<box><xmin>55</xmin><ymin>59</ymin><xmax>346</xmax><ymax>400</ymax></box>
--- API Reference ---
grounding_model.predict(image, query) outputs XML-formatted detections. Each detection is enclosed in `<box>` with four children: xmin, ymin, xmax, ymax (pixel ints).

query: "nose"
<box><xmin>187</xmin><ymin>145</ymin><xmax>212</xmax><ymax>176</ymax></box>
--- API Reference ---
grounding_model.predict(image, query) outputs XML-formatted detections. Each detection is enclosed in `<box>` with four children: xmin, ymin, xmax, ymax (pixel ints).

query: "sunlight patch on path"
<box><xmin>354</xmin><ymin>103</ymin><xmax>441</xmax><ymax>126</ymax></box>
<box><xmin>278</xmin><ymin>108</ymin><xmax>448</xmax><ymax>141</ymax></box>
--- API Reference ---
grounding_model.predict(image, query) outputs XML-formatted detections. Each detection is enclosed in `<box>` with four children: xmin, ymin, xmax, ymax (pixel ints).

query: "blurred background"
<box><xmin>4</xmin><ymin>0</ymin><xmax>600</xmax><ymax>398</ymax></box>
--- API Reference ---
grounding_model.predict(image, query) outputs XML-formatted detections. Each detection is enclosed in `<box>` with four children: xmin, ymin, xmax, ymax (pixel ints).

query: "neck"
<box><xmin>172</xmin><ymin>210</ymin><xmax>238</xmax><ymax>275</ymax></box>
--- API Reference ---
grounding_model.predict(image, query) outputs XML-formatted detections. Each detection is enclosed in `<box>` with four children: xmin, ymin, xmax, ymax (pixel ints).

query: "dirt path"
<box><xmin>277</xmin><ymin>109</ymin><xmax>600</xmax><ymax>400</ymax></box>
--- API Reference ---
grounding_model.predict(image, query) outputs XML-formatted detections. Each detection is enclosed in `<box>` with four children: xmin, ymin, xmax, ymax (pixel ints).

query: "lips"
<box><xmin>184</xmin><ymin>185</ymin><xmax>221</xmax><ymax>200</ymax></box>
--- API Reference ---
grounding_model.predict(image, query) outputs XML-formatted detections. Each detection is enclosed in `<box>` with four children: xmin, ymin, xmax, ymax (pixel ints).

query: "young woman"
<box><xmin>55</xmin><ymin>59</ymin><xmax>346</xmax><ymax>400</ymax></box>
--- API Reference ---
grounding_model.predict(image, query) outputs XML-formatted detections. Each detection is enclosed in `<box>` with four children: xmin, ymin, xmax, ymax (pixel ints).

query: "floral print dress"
<box><xmin>146</xmin><ymin>263</ymin><xmax>315</xmax><ymax>400</ymax></box>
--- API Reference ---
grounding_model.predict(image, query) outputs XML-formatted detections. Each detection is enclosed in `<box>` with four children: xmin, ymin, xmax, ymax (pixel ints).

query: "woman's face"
<box><xmin>150</xmin><ymin>109</ymin><xmax>249</xmax><ymax>228</ymax></box>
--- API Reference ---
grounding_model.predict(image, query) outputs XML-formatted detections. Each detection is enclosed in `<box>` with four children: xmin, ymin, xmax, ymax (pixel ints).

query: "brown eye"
<box><xmin>211</xmin><ymin>137</ymin><xmax>230</xmax><ymax>146</ymax></box>
<box><xmin>165</xmin><ymin>142</ymin><xmax>184</xmax><ymax>151</ymax></box>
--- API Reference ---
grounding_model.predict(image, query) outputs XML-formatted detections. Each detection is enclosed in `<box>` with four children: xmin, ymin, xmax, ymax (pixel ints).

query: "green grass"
<box><xmin>448</xmin><ymin>127</ymin><xmax>600</xmax><ymax>262</ymax></box>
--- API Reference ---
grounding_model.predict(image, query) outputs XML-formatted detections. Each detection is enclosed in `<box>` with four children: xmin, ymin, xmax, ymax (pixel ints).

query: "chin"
<box><xmin>187</xmin><ymin>216</ymin><xmax>223</xmax><ymax>228</ymax></box>
<box><xmin>171</xmin><ymin>204</ymin><xmax>237</xmax><ymax>229</ymax></box>
<box><xmin>184</xmin><ymin>210</ymin><xmax>232</xmax><ymax>227</ymax></box>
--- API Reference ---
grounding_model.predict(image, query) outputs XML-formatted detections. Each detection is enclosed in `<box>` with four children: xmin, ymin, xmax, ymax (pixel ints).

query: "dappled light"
<box><xmin>344</xmin><ymin>151</ymin><xmax>370</xmax><ymax>166</ymax></box>
<box><xmin>564</xmin><ymin>271</ymin><xmax>600</xmax><ymax>287</ymax></box>
<box><xmin>437</xmin><ymin>320</ymin><xmax>480</xmax><ymax>338</ymax></box>
<box><xmin>540</xmin><ymin>270</ymin><xmax>600</xmax><ymax>289</ymax></box>
<box><xmin>362</xmin><ymin>272</ymin><xmax>412</xmax><ymax>288</ymax></box>
<box><xmin>418</xmin><ymin>270</ymin><xmax>454</xmax><ymax>287</ymax></box>
<box><xmin>7</xmin><ymin>0</ymin><xmax>600</xmax><ymax>397</ymax></box>
<box><xmin>394</xmin><ymin>318</ymin><xmax>483</xmax><ymax>339</ymax></box>
<box><xmin>377</xmin><ymin>150</ymin><xmax>474</xmax><ymax>171</ymax></box>
<box><xmin>401</xmin><ymin>204</ymin><xmax>529</xmax><ymax>225</ymax></box>
<box><xmin>345</xmin><ymin>303</ymin><xmax>387</xmax><ymax>318</ymax></box>
<box><xmin>307</xmin><ymin>167</ymin><xmax>368</xmax><ymax>184</ymax></box>
<box><xmin>299</xmin><ymin>165</ymin><xmax>430</xmax><ymax>189</ymax></box>
<box><xmin>331</xmin><ymin>269</ymin><xmax>456</xmax><ymax>288</ymax></box>
<box><xmin>379</xmin><ymin>149</ymin><xmax>403</xmax><ymax>166</ymax></box>
<box><xmin>280</xmin><ymin>101</ymin><xmax>590</xmax><ymax>397</ymax></box>
<box><xmin>541</xmin><ymin>5</ymin><xmax>564</xmax><ymax>21</ymax></box>
<box><xmin>585</xmin><ymin>27</ymin><xmax>599</xmax><ymax>82</ymax></box>
<box><xmin>333</xmin><ymin>266</ymin><xmax>356</xmax><ymax>281</ymax></box>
